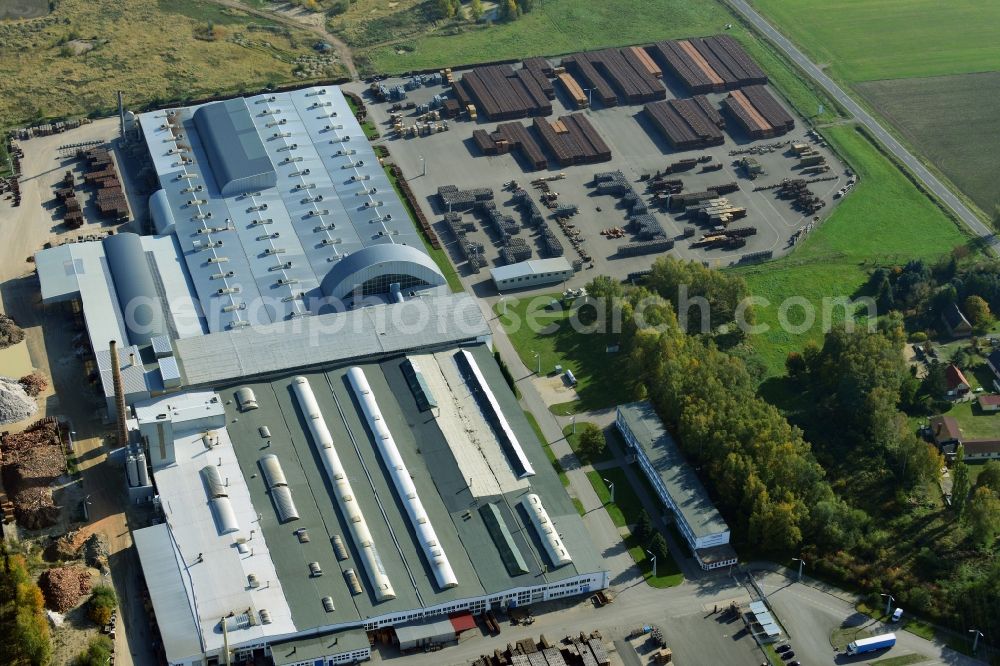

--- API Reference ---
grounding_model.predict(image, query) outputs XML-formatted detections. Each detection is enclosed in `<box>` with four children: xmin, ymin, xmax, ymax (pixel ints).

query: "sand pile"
<box><xmin>0</xmin><ymin>375</ymin><xmax>37</xmax><ymax>425</ymax></box>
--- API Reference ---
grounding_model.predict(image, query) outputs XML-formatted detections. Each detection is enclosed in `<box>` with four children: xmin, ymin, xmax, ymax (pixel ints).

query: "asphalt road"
<box><xmin>723</xmin><ymin>0</ymin><xmax>998</xmax><ymax>250</ymax></box>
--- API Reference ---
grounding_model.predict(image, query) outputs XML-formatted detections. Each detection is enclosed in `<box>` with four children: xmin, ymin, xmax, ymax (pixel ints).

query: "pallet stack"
<box><xmin>644</xmin><ymin>96</ymin><xmax>725</xmax><ymax>150</ymax></box>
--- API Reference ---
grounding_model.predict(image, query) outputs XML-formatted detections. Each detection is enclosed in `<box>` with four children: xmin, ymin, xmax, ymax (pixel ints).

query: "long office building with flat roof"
<box><xmin>616</xmin><ymin>401</ymin><xmax>737</xmax><ymax>570</ymax></box>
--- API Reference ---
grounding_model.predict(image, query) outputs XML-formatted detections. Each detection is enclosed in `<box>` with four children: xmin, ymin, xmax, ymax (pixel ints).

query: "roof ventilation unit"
<box><xmin>308</xmin><ymin>561</ymin><xmax>323</xmax><ymax>577</ymax></box>
<box><xmin>258</xmin><ymin>426</ymin><xmax>271</xmax><ymax>438</ymax></box>
<box><xmin>247</xmin><ymin>573</ymin><xmax>260</xmax><ymax>588</ymax></box>
<box><xmin>295</xmin><ymin>528</ymin><xmax>310</xmax><ymax>543</ymax></box>
<box><xmin>344</xmin><ymin>569</ymin><xmax>363</xmax><ymax>595</ymax></box>
<box><xmin>235</xmin><ymin>388</ymin><xmax>259</xmax><ymax>411</ymax></box>
<box><xmin>332</xmin><ymin>534</ymin><xmax>349</xmax><ymax>561</ymax></box>
<box><xmin>259</xmin><ymin>609</ymin><xmax>272</xmax><ymax>625</ymax></box>
<box><xmin>322</xmin><ymin>596</ymin><xmax>335</xmax><ymax>613</ymax></box>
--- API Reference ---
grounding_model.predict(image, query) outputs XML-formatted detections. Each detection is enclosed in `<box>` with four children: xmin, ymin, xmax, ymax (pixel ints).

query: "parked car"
<box><xmin>776</xmin><ymin>644</ymin><xmax>791</xmax><ymax>653</ymax></box>
<box><xmin>781</xmin><ymin>651</ymin><xmax>796</xmax><ymax>661</ymax></box>
<box><xmin>892</xmin><ymin>607</ymin><xmax>904</xmax><ymax>622</ymax></box>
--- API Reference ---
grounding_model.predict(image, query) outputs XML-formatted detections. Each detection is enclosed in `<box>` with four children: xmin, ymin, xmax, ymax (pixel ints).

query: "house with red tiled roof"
<box><xmin>944</xmin><ymin>364</ymin><xmax>970</xmax><ymax>398</ymax></box>
<box><xmin>977</xmin><ymin>394</ymin><xmax>1000</xmax><ymax>412</ymax></box>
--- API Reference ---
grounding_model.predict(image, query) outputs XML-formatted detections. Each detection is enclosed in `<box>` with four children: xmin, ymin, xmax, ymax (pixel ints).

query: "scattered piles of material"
<box><xmin>722</xmin><ymin>86</ymin><xmax>794</xmax><ymax>139</ymax></box>
<box><xmin>1</xmin><ymin>417</ymin><xmax>65</xmax><ymax>528</ymax></box>
<box><xmin>0</xmin><ymin>376</ymin><xmax>37</xmax><ymax>425</ymax></box>
<box><xmin>455</xmin><ymin>64</ymin><xmax>552</xmax><ymax>121</ymax></box>
<box><xmin>562</xmin><ymin>48</ymin><xmax>666</xmax><ymax>105</ymax></box>
<box><xmin>84</xmin><ymin>533</ymin><xmax>110</xmax><ymax>571</ymax></box>
<box><xmin>533</xmin><ymin>114</ymin><xmax>612</xmax><ymax>166</ymax></box>
<box><xmin>39</xmin><ymin>566</ymin><xmax>92</xmax><ymax>612</ymax></box>
<box><xmin>649</xmin><ymin>35</ymin><xmax>767</xmax><ymax>94</ymax></box>
<box><xmin>644</xmin><ymin>96</ymin><xmax>725</xmax><ymax>150</ymax></box>
<box><xmin>0</xmin><ymin>313</ymin><xmax>25</xmax><ymax>349</ymax></box>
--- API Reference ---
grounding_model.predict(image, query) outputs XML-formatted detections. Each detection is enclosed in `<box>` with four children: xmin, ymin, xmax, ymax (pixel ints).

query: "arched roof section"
<box><xmin>149</xmin><ymin>188</ymin><xmax>176</xmax><ymax>235</ymax></box>
<box><xmin>102</xmin><ymin>232</ymin><xmax>168</xmax><ymax>345</ymax></box>
<box><xmin>320</xmin><ymin>244</ymin><xmax>445</xmax><ymax>300</ymax></box>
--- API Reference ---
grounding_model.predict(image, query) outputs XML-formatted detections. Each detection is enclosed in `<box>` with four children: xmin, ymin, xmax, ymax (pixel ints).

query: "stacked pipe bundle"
<box><xmin>532</xmin><ymin>114</ymin><xmax>612</xmax><ymax>167</ymax></box>
<box><xmin>500</xmin><ymin>237</ymin><xmax>532</xmax><ymax>264</ymax></box>
<box><xmin>458</xmin><ymin>64</ymin><xmax>553</xmax><ymax>120</ymax></box>
<box><xmin>481</xmin><ymin>201</ymin><xmax>519</xmax><ymax>239</ymax></box>
<box><xmin>644</xmin><ymin>97</ymin><xmax>725</xmax><ymax>150</ymax></box>
<box><xmin>722</xmin><ymin>85</ymin><xmax>794</xmax><ymax>139</ymax></box>
<box><xmin>522</xmin><ymin>57</ymin><xmax>556</xmax><ymax>99</ymax></box>
<box><xmin>648</xmin><ymin>35</ymin><xmax>767</xmax><ymax>94</ymax></box>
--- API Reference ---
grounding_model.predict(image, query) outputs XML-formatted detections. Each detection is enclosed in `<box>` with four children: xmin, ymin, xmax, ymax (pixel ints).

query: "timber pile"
<box><xmin>722</xmin><ymin>85</ymin><xmax>794</xmax><ymax>139</ymax></box>
<box><xmin>562</xmin><ymin>48</ymin><xmax>665</xmax><ymax>105</ymax></box>
<box><xmin>1</xmin><ymin>417</ymin><xmax>65</xmax><ymax>528</ymax></box>
<box><xmin>458</xmin><ymin>64</ymin><xmax>553</xmax><ymax>120</ymax></box>
<box><xmin>40</xmin><ymin>566</ymin><xmax>92</xmax><ymax>612</ymax></box>
<box><xmin>644</xmin><ymin>97</ymin><xmax>725</xmax><ymax>150</ymax></box>
<box><xmin>84</xmin><ymin>147</ymin><xmax>128</xmax><ymax>220</ymax></box>
<box><xmin>648</xmin><ymin>35</ymin><xmax>767</xmax><ymax>93</ymax></box>
<box><xmin>533</xmin><ymin>114</ymin><xmax>612</xmax><ymax>166</ymax></box>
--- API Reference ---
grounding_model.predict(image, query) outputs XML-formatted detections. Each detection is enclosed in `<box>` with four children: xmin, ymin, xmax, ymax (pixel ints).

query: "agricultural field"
<box><xmin>0</xmin><ymin>0</ymin><xmax>334</xmax><ymax>129</ymax></box>
<box><xmin>734</xmin><ymin>124</ymin><xmax>973</xmax><ymax>375</ymax></box>
<box><xmin>858</xmin><ymin>73</ymin><xmax>1000</xmax><ymax>214</ymax></box>
<box><xmin>747</xmin><ymin>0</ymin><xmax>1000</xmax><ymax>83</ymax></box>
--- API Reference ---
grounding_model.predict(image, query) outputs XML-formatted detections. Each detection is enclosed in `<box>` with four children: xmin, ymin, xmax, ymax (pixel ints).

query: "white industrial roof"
<box><xmin>95</xmin><ymin>344</ymin><xmax>149</xmax><ymax>399</ymax></box>
<box><xmin>490</xmin><ymin>257</ymin><xmax>573</xmax><ymax>283</ymax></box>
<box><xmin>138</xmin><ymin>86</ymin><xmax>434</xmax><ymax>331</ymax></box>
<box><xmin>174</xmin><ymin>293</ymin><xmax>491</xmax><ymax>387</ymax></box>
<box><xmin>132</xmin><ymin>524</ymin><xmax>204</xmax><ymax>665</ymax></box>
<box><xmin>144</xmin><ymin>391</ymin><xmax>296</xmax><ymax>654</ymax></box>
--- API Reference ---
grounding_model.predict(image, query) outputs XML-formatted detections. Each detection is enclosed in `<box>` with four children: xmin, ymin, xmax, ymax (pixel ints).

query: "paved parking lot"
<box><xmin>346</xmin><ymin>66</ymin><xmax>846</xmax><ymax>295</ymax></box>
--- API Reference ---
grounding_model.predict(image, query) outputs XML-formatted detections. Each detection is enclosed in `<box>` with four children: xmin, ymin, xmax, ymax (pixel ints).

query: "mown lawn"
<box><xmin>734</xmin><ymin>124</ymin><xmax>974</xmax><ymax>375</ymax></box>
<box><xmin>748</xmin><ymin>0</ymin><xmax>1000</xmax><ymax>82</ymax></box>
<box><xmin>495</xmin><ymin>296</ymin><xmax>633</xmax><ymax>413</ymax></box>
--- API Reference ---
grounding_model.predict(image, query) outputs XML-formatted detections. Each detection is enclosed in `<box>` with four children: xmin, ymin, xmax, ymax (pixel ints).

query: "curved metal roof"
<box><xmin>320</xmin><ymin>244</ymin><xmax>445</xmax><ymax>299</ymax></box>
<box><xmin>149</xmin><ymin>189</ymin><xmax>176</xmax><ymax>235</ymax></box>
<box><xmin>102</xmin><ymin>232</ymin><xmax>169</xmax><ymax>345</ymax></box>
<box><xmin>192</xmin><ymin>98</ymin><xmax>277</xmax><ymax>197</ymax></box>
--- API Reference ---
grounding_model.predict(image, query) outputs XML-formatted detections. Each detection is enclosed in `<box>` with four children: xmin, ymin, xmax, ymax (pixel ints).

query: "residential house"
<box><xmin>929</xmin><ymin>415</ymin><xmax>962</xmax><ymax>457</ymax></box>
<box><xmin>963</xmin><ymin>440</ymin><xmax>1000</xmax><ymax>461</ymax></box>
<box><xmin>944</xmin><ymin>364</ymin><xmax>971</xmax><ymax>398</ymax></box>
<box><xmin>986</xmin><ymin>351</ymin><xmax>1000</xmax><ymax>386</ymax></box>
<box><xmin>942</xmin><ymin>303</ymin><xmax>972</xmax><ymax>337</ymax></box>
<box><xmin>977</xmin><ymin>394</ymin><xmax>1000</xmax><ymax>413</ymax></box>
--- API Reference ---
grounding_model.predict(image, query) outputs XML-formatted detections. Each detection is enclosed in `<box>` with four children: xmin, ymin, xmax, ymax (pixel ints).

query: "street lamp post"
<box><xmin>531</xmin><ymin>351</ymin><xmax>540</xmax><ymax>375</ymax></box>
<box><xmin>880</xmin><ymin>593</ymin><xmax>895</xmax><ymax>618</ymax></box>
<box><xmin>603</xmin><ymin>477</ymin><xmax>615</xmax><ymax>503</ymax></box>
<box><xmin>792</xmin><ymin>557</ymin><xmax>806</xmax><ymax>582</ymax></box>
<box><xmin>646</xmin><ymin>550</ymin><xmax>657</xmax><ymax>578</ymax></box>
<box><xmin>500</xmin><ymin>296</ymin><xmax>507</xmax><ymax>316</ymax></box>
<box><xmin>571</xmin><ymin>415</ymin><xmax>577</xmax><ymax>435</ymax></box>
<box><xmin>419</xmin><ymin>155</ymin><xmax>426</xmax><ymax>177</ymax></box>
<box><xmin>969</xmin><ymin>629</ymin><xmax>984</xmax><ymax>652</ymax></box>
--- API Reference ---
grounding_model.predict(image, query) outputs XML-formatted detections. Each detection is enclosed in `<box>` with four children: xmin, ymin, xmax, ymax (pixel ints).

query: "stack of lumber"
<box><xmin>649</xmin><ymin>35</ymin><xmax>767</xmax><ymax>93</ymax></box>
<box><xmin>562</xmin><ymin>48</ymin><xmax>665</xmax><ymax>105</ymax></box>
<box><xmin>722</xmin><ymin>85</ymin><xmax>794</xmax><ymax>139</ymax></box>
<box><xmin>644</xmin><ymin>96</ymin><xmax>725</xmax><ymax>150</ymax></box>
<box><xmin>532</xmin><ymin>114</ymin><xmax>612</xmax><ymax>166</ymax></box>
<box><xmin>457</xmin><ymin>64</ymin><xmax>553</xmax><ymax>120</ymax></box>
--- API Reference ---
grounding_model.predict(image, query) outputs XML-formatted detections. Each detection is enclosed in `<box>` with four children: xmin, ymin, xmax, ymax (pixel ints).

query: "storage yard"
<box><xmin>351</xmin><ymin>38</ymin><xmax>846</xmax><ymax>292</ymax></box>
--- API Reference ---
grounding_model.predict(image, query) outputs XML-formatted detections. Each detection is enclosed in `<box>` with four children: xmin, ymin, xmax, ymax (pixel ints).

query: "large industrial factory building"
<box><xmin>31</xmin><ymin>86</ymin><xmax>608</xmax><ymax>666</ymax></box>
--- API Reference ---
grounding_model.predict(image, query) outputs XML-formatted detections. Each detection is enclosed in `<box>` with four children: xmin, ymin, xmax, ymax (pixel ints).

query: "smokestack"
<box><xmin>118</xmin><ymin>90</ymin><xmax>126</xmax><ymax>145</ymax></box>
<box><xmin>109</xmin><ymin>340</ymin><xmax>128</xmax><ymax>447</ymax></box>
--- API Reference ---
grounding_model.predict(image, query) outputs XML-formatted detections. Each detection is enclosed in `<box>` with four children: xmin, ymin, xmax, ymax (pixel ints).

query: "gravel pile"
<box><xmin>84</xmin><ymin>533</ymin><xmax>110</xmax><ymax>571</ymax></box>
<box><xmin>0</xmin><ymin>376</ymin><xmax>37</xmax><ymax>425</ymax></box>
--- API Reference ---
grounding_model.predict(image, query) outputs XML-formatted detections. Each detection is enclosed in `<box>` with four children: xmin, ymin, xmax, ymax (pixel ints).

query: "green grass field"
<box><xmin>735</xmin><ymin>124</ymin><xmax>973</xmax><ymax>375</ymax></box>
<box><xmin>495</xmin><ymin>296</ymin><xmax>632</xmax><ymax>413</ymax></box>
<box><xmin>748</xmin><ymin>0</ymin><xmax>1000</xmax><ymax>82</ymax></box>
<box><xmin>362</xmin><ymin>0</ymin><xmax>734</xmax><ymax>74</ymax></box>
<box><xmin>858</xmin><ymin>73</ymin><xmax>1000</xmax><ymax>214</ymax></box>
<box><xmin>563</xmin><ymin>423</ymin><xmax>614</xmax><ymax>464</ymax></box>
